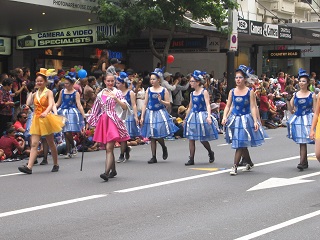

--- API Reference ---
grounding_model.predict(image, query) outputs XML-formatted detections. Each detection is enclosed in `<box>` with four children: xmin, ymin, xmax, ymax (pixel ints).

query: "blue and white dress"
<box><xmin>141</xmin><ymin>87</ymin><xmax>178</xmax><ymax>138</ymax></box>
<box><xmin>57</xmin><ymin>90</ymin><xmax>84</xmax><ymax>132</ymax></box>
<box><xmin>225</xmin><ymin>88</ymin><xmax>265</xmax><ymax>149</ymax></box>
<box><xmin>124</xmin><ymin>90</ymin><xmax>141</xmax><ymax>138</ymax></box>
<box><xmin>287</xmin><ymin>92</ymin><xmax>314</xmax><ymax>144</ymax></box>
<box><xmin>184</xmin><ymin>90</ymin><xmax>219</xmax><ymax>141</ymax></box>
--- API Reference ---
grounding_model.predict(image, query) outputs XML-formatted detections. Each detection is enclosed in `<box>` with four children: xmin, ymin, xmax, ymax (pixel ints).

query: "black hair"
<box><xmin>2</xmin><ymin>78</ymin><xmax>13</xmax><ymax>86</ymax></box>
<box><xmin>17</xmin><ymin>112</ymin><xmax>26</xmax><ymax>119</ymax></box>
<box><xmin>26</xmin><ymin>81</ymin><xmax>35</xmax><ymax>92</ymax></box>
<box><xmin>88</xmin><ymin>76</ymin><xmax>96</xmax><ymax>84</ymax></box>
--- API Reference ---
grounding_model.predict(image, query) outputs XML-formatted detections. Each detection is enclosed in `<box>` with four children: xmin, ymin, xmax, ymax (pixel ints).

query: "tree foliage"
<box><xmin>95</xmin><ymin>0</ymin><xmax>237</xmax><ymax>66</ymax></box>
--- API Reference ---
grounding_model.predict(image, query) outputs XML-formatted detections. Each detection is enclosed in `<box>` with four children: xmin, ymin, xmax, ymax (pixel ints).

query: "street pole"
<box><xmin>226</xmin><ymin>6</ymin><xmax>238</xmax><ymax>94</ymax></box>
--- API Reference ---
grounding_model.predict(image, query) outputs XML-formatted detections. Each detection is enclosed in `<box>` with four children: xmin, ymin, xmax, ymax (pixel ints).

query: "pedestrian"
<box><xmin>0</xmin><ymin>78</ymin><xmax>14</xmax><ymax>137</ymax></box>
<box><xmin>140</xmin><ymin>68</ymin><xmax>178</xmax><ymax>164</ymax></box>
<box><xmin>56</xmin><ymin>72</ymin><xmax>86</xmax><ymax>159</ymax></box>
<box><xmin>115</xmin><ymin>72</ymin><xmax>140</xmax><ymax>163</ymax></box>
<box><xmin>222</xmin><ymin>65</ymin><xmax>266</xmax><ymax>176</ymax></box>
<box><xmin>183</xmin><ymin>70</ymin><xmax>218</xmax><ymax>166</ymax></box>
<box><xmin>288</xmin><ymin>68</ymin><xmax>316</xmax><ymax>170</ymax></box>
<box><xmin>87</xmin><ymin>73</ymin><xmax>130</xmax><ymax>181</ymax></box>
<box><xmin>18</xmin><ymin>72</ymin><xmax>65</xmax><ymax>174</ymax></box>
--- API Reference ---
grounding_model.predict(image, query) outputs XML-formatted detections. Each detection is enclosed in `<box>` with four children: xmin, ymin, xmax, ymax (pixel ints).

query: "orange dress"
<box><xmin>30</xmin><ymin>88</ymin><xmax>65</xmax><ymax>136</ymax></box>
<box><xmin>316</xmin><ymin>116</ymin><xmax>320</xmax><ymax>139</ymax></box>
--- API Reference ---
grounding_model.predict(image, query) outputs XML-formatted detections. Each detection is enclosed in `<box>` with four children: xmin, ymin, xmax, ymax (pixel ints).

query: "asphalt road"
<box><xmin>1</xmin><ymin>127</ymin><xmax>320</xmax><ymax>240</ymax></box>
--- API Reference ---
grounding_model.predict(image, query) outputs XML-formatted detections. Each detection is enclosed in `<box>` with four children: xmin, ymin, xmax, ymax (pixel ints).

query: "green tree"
<box><xmin>95</xmin><ymin>0</ymin><xmax>237</xmax><ymax>67</ymax></box>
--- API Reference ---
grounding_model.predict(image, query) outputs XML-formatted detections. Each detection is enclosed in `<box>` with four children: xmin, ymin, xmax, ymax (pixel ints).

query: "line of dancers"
<box><xmin>18</xmin><ymin>65</ymin><xmax>320</xmax><ymax>180</ymax></box>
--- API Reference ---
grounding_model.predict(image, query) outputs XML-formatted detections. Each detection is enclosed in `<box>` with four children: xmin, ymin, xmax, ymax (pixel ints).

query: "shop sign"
<box><xmin>279</xmin><ymin>26</ymin><xmax>292</xmax><ymax>39</ymax></box>
<box><xmin>0</xmin><ymin>37</ymin><xmax>11</xmax><ymax>55</ymax></box>
<box><xmin>268</xmin><ymin>50</ymin><xmax>301</xmax><ymax>59</ymax></box>
<box><xmin>207</xmin><ymin>37</ymin><xmax>220</xmax><ymax>52</ymax></box>
<box><xmin>13</xmin><ymin>0</ymin><xmax>97</xmax><ymax>12</ymax></box>
<box><xmin>128</xmin><ymin>38</ymin><xmax>207</xmax><ymax>49</ymax></box>
<box><xmin>250</xmin><ymin>21</ymin><xmax>264</xmax><ymax>36</ymax></box>
<box><xmin>288</xmin><ymin>45</ymin><xmax>320</xmax><ymax>57</ymax></box>
<box><xmin>16</xmin><ymin>23</ymin><xmax>117</xmax><ymax>49</ymax></box>
<box><xmin>263</xmin><ymin>23</ymin><xmax>278</xmax><ymax>38</ymax></box>
<box><xmin>237</xmin><ymin>19</ymin><xmax>249</xmax><ymax>34</ymax></box>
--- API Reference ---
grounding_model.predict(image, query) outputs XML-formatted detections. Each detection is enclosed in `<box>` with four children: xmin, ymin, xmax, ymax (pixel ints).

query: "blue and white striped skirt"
<box><xmin>58</xmin><ymin>107</ymin><xmax>84</xmax><ymax>133</ymax></box>
<box><xmin>287</xmin><ymin>113</ymin><xmax>314</xmax><ymax>144</ymax></box>
<box><xmin>141</xmin><ymin>108</ymin><xmax>178</xmax><ymax>138</ymax></box>
<box><xmin>225</xmin><ymin>113</ymin><xmax>266</xmax><ymax>149</ymax></box>
<box><xmin>184</xmin><ymin>111</ymin><xmax>219</xmax><ymax>141</ymax></box>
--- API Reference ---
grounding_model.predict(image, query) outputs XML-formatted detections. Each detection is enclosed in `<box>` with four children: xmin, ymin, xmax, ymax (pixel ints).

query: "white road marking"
<box><xmin>0</xmin><ymin>173</ymin><xmax>23</xmax><ymax>178</ymax></box>
<box><xmin>234</xmin><ymin>209</ymin><xmax>320</xmax><ymax>240</ymax></box>
<box><xmin>115</xmin><ymin>154</ymin><xmax>312</xmax><ymax>193</ymax></box>
<box><xmin>0</xmin><ymin>194</ymin><xmax>107</xmax><ymax>218</ymax></box>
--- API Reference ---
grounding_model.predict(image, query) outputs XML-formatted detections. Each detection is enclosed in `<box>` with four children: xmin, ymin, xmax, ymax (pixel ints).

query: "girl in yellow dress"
<box><xmin>18</xmin><ymin>72</ymin><xmax>65</xmax><ymax>174</ymax></box>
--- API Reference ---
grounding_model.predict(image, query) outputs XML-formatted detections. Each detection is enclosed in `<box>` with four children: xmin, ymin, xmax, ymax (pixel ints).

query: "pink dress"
<box><xmin>87</xmin><ymin>88</ymin><xmax>130</xmax><ymax>144</ymax></box>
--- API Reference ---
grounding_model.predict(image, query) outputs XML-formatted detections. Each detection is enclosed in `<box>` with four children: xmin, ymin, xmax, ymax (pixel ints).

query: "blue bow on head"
<box><xmin>236</xmin><ymin>65</ymin><xmax>248</xmax><ymax>78</ymax></box>
<box><xmin>298</xmin><ymin>68</ymin><xmax>309</xmax><ymax>79</ymax></box>
<box><xmin>192</xmin><ymin>70</ymin><xmax>204</xmax><ymax>81</ymax></box>
<box><xmin>117</xmin><ymin>72</ymin><xmax>128</xmax><ymax>83</ymax></box>
<box><xmin>65</xmin><ymin>72</ymin><xmax>76</xmax><ymax>82</ymax></box>
<box><xmin>151</xmin><ymin>67</ymin><xmax>165</xmax><ymax>79</ymax></box>
<box><xmin>247</xmin><ymin>67</ymin><xmax>255</xmax><ymax>75</ymax></box>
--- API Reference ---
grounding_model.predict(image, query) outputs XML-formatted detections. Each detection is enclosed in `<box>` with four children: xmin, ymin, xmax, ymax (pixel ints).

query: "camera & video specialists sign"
<box><xmin>16</xmin><ymin>24</ymin><xmax>117</xmax><ymax>49</ymax></box>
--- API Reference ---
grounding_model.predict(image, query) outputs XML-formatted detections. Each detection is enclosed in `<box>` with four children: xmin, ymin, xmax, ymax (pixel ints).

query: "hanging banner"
<box><xmin>0</xmin><ymin>37</ymin><xmax>11</xmax><ymax>55</ymax></box>
<box><xmin>16</xmin><ymin>23</ymin><xmax>117</xmax><ymax>49</ymax></box>
<box><xmin>11</xmin><ymin>0</ymin><xmax>98</xmax><ymax>12</ymax></box>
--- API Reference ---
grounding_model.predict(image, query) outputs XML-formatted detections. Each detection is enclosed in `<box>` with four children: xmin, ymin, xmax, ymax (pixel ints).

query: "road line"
<box><xmin>115</xmin><ymin>154</ymin><xmax>308</xmax><ymax>193</ymax></box>
<box><xmin>0</xmin><ymin>194</ymin><xmax>107</xmax><ymax>218</ymax></box>
<box><xmin>234</xmin><ymin>209</ymin><xmax>320</xmax><ymax>240</ymax></box>
<box><xmin>0</xmin><ymin>173</ymin><xmax>23</xmax><ymax>178</ymax></box>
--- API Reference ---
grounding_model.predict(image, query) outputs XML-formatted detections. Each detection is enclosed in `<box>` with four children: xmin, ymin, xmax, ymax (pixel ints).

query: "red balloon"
<box><xmin>167</xmin><ymin>55</ymin><xmax>174</xmax><ymax>64</ymax></box>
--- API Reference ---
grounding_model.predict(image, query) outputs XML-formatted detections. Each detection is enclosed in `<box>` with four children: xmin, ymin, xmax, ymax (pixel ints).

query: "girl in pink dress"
<box><xmin>87</xmin><ymin>73</ymin><xmax>130</xmax><ymax>181</ymax></box>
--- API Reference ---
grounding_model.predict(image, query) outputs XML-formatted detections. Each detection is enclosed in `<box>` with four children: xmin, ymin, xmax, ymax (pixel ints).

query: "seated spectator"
<box><xmin>0</xmin><ymin>127</ymin><xmax>25</xmax><ymax>159</ymax></box>
<box><xmin>13</xmin><ymin>112</ymin><xmax>28</xmax><ymax>133</ymax></box>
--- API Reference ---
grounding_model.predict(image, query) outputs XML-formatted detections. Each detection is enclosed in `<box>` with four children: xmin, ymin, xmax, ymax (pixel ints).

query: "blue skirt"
<box><xmin>184</xmin><ymin>111</ymin><xmax>219</xmax><ymax>141</ymax></box>
<box><xmin>125</xmin><ymin>114</ymin><xmax>141</xmax><ymax>138</ymax></box>
<box><xmin>58</xmin><ymin>107</ymin><xmax>84</xmax><ymax>132</ymax></box>
<box><xmin>287</xmin><ymin>113</ymin><xmax>314</xmax><ymax>144</ymax></box>
<box><xmin>141</xmin><ymin>108</ymin><xmax>178</xmax><ymax>138</ymax></box>
<box><xmin>225</xmin><ymin>113</ymin><xmax>266</xmax><ymax>149</ymax></box>
<box><xmin>24</xmin><ymin>112</ymin><xmax>33</xmax><ymax>138</ymax></box>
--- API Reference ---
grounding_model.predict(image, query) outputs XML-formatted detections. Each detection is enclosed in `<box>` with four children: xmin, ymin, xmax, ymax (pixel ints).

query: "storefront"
<box><xmin>0</xmin><ymin>37</ymin><xmax>12</xmax><ymax>74</ymax></box>
<box><xmin>15</xmin><ymin>23</ymin><xmax>126</xmax><ymax>77</ymax></box>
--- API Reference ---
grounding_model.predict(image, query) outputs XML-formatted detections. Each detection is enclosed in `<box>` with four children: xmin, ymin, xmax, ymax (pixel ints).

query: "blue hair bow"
<box><xmin>192</xmin><ymin>70</ymin><xmax>204</xmax><ymax>81</ymax></box>
<box><xmin>236</xmin><ymin>65</ymin><xmax>248</xmax><ymax>78</ymax></box>
<box><xmin>298</xmin><ymin>68</ymin><xmax>309</xmax><ymax>79</ymax></box>
<box><xmin>117</xmin><ymin>72</ymin><xmax>129</xmax><ymax>83</ymax></box>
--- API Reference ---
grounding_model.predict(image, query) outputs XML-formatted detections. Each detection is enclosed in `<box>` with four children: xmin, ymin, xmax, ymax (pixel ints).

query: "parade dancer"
<box><xmin>184</xmin><ymin>70</ymin><xmax>218</xmax><ymax>166</ymax></box>
<box><xmin>116</xmin><ymin>72</ymin><xmax>140</xmax><ymax>163</ymax></box>
<box><xmin>18</xmin><ymin>72</ymin><xmax>65</xmax><ymax>174</ymax></box>
<box><xmin>140</xmin><ymin>68</ymin><xmax>178</xmax><ymax>164</ymax></box>
<box><xmin>56</xmin><ymin>72</ymin><xmax>86</xmax><ymax>158</ymax></box>
<box><xmin>288</xmin><ymin>68</ymin><xmax>316</xmax><ymax>170</ymax></box>
<box><xmin>222</xmin><ymin>65</ymin><xmax>266</xmax><ymax>176</ymax></box>
<box><xmin>87</xmin><ymin>73</ymin><xmax>130</xmax><ymax>181</ymax></box>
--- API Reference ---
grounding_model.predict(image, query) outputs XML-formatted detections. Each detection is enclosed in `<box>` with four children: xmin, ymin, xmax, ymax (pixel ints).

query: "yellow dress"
<box><xmin>30</xmin><ymin>88</ymin><xmax>65</xmax><ymax>136</ymax></box>
<box><xmin>316</xmin><ymin>116</ymin><xmax>320</xmax><ymax>139</ymax></box>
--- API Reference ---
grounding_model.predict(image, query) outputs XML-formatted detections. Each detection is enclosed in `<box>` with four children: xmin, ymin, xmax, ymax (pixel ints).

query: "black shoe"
<box><xmin>125</xmin><ymin>147</ymin><xmax>131</xmax><ymax>161</ymax></box>
<box><xmin>108</xmin><ymin>170</ymin><xmax>117</xmax><ymax>178</ymax></box>
<box><xmin>148</xmin><ymin>157</ymin><xmax>157</xmax><ymax>164</ymax></box>
<box><xmin>18</xmin><ymin>165</ymin><xmax>32</xmax><ymax>174</ymax></box>
<box><xmin>40</xmin><ymin>159</ymin><xmax>48</xmax><ymax>165</ymax></box>
<box><xmin>185</xmin><ymin>158</ymin><xmax>194</xmax><ymax>166</ymax></box>
<box><xmin>100</xmin><ymin>173</ymin><xmax>109</xmax><ymax>181</ymax></box>
<box><xmin>162</xmin><ymin>146</ymin><xmax>168</xmax><ymax>160</ymax></box>
<box><xmin>209</xmin><ymin>151</ymin><xmax>215</xmax><ymax>163</ymax></box>
<box><xmin>34</xmin><ymin>159</ymin><xmax>38</xmax><ymax>164</ymax></box>
<box><xmin>51</xmin><ymin>165</ymin><xmax>59</xmax><ymax>172</ymax></box>
<box><xmin>297</xmin><ymin>162</ymin><xmax>308</xmax><ymax>170</ymax></box>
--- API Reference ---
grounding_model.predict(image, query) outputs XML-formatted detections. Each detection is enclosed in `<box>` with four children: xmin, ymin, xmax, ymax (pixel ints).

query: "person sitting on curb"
<box><xmin>0</xmin><ymin>127</ymin><xmax>25</xmax><ymax>160</ymax></box>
